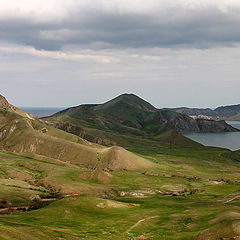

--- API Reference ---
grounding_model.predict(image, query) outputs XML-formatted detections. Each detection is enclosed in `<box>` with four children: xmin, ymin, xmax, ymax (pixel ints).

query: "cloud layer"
<box><xmin>1</xmin><ymin>0</ymin><xmax>240</xmax><ymax>108</ymax></box>
<box><xmin>1</xmin><ymin>0</ymin><xmax>240</xmax><ymax>50</ymax></box>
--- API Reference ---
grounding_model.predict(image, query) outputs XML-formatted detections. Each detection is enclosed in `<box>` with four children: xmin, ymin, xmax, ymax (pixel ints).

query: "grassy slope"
<box><xmin>1</xmin><ymin>143</ymin><xmax>240</xmax><ymax>239</ymax></box>
<box><xmin>44</xmin><ymin>94</ymin><xmax>239</xmax><ymax>149</ymax></box>
<box><xmin>43</xmin><ymin>94</ymin><xmax>190</xmax><ymax>145</ymax></box>
<box><xmin>0</xmin><ymin>109</ymin><xmax>154</xmax><ymax>171</ymax></box>
<box><xmin>1</xmin><ymin>102</ymin><xmax>240</xmax><ymax>239</ymax></box>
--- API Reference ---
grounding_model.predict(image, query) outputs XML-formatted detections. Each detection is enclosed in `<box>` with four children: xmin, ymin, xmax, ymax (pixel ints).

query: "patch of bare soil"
<box><xmin>119</xmin><ymin>189</ymin><xmax>155</xmax><ymax>198</ymax></box>
<box><xmin>126</xmin><ymin>216</ymin><xmax>159</xmax><ymax>234</ymax></box>
<box><xmin>96</xmin><ymin>200</ymin><xmax>128</xmax><ymax>209</ymax></box>
<box><xmin>161</xmin><ymin>184</ymin><xmax>187</xmax><ymax>192</ymax></box>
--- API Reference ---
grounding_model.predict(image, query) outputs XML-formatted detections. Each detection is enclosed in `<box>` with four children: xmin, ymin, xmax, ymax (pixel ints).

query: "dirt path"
<box><xmin>223</xmin><ymin>195</ymin><xmax>240</xmax><ymax>204</ymax></box>
<box><xmin>63</xmin><ymin>193</ymin><xmax>81</xmax><ymax>197</ymax></box>
<box><xmin>126</xmin><ymin>216</ymin><xmax>159</xmax><ymax>234</ymax></box>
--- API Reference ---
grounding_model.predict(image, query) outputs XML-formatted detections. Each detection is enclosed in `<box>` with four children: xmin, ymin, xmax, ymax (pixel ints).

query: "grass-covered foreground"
<box><xmin>1</xmin><ymin>145</ymin><xmax>240</xmax><ymax>240</ymax></box>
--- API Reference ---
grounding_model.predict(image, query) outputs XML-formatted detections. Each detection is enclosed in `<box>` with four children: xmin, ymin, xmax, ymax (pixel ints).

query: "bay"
<box><xmin>184</xmin><ymin>121</ymin><xmax>240</xmax><ymax>151</ymax></box>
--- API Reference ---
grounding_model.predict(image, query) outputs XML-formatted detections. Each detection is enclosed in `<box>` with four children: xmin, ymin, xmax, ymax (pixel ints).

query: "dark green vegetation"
<box><xmin>43</xmin><ymin>94</ymin><xmax>238</xmax><ymax>148</ymax></box>
<box><xmin>1</xmin><ymin>143</ymin><xmax>240</xmax><ymax>239</ymax></box>
<box><xmin>1</xmin><ymin>93</ymin><xmax>240</xmax><ymax>239</ymax></box>
<box><xmin>44</xmin><ymin>93</ymin><xmax>184</xmax><ymax>137</ymax></box>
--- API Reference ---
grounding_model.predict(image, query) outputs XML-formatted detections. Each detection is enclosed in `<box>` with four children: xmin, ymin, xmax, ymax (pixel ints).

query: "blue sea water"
<box><xmin>184</xmin><ymin>121</ymin><xmax>240</xmax><ymax>151</ymax></box>
<box><xmin>21</xmin><ymin>107</ymin><xmax>64</xmax><ymax>118</ymax></box>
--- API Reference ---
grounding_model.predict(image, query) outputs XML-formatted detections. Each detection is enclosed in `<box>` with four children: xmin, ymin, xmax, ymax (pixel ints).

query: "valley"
<box><xmin>1</xmin><ymin>93</ymin><xmax>240</xmax><ymax>239</ymax></box>
<box><xmin>2</xmin><ymin>1</ymin><xmax>240</xmax><ymax>239</ymax></box>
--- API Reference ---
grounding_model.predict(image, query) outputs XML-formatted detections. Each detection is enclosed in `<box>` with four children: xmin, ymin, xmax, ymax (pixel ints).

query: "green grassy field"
<box><xmin>1</xmin><ymin>144</ymin><xmax>240</xmax><ymax>240</ymax></box>
<box><xmin>1</xmin><ymin>97</ymin><xmax>240</xmax><ymax>239</ymax></box>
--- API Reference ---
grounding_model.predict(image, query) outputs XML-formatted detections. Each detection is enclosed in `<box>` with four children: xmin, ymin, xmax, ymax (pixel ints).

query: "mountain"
<box><xmin>2</xmin><ymin>93</ymin><xmax>240</xmax><ymax>240</ymax></box>
<box><xmin>215</xmin><ymin>104</ymin><xmax>240</xmax><ymax>120</ymax></box>
<box><xmin>0</xmin><ymin>94</ymin><xmax>35</xmax><ymax>119</ymax></box>
<box><xmin>169</xmin><ymin>103</ymin><xmax>240</xmax><ymax>121</ymax></box>
<box><xmin>43</xmin><ymin>94</ymin><xmax>238</xmax><ymax>147</ymax></box>
<box><xmin>0</xmin><ymin>93</ymin><xmax>154</xmax><ymax>171</ymax></box>
<box><xmin>168</xmin><ymin>107</ymin><xmax>218</xmax><ymax>118</ymax></box>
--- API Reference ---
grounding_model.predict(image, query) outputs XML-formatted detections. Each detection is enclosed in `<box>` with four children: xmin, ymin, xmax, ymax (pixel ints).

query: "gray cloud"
<box><xmin>1</xmin><ymin>44</ymin><xmax>240</xmax><ymax>108</ymax></box>
<box><xmin>1</xmin><ymin>1</ymin><xmax>240</xmax><ymax>109</ymax></box>
<box><xmin>1</xmin><ymin>4</ymin><xmax>240</xmax><ymax>51</ymax></box>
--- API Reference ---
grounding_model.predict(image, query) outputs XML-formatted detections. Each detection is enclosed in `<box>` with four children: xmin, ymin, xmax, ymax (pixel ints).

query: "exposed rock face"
<box><xmin>168</xmin><ymin>107</ymin><xmax>218</xmax><ymax>118</ymax></box>
<box><xmin>169</xmin><ymin>104</ymin><xmax>240</xmax><ymax>121</ymax></box>
<box><xmin>0</xmin><ymin>94</ymin><xmax>16</xmax><ymax>111</ymax></box>
<box><xmin>160</xmin><ymin>110</ymin><xmax>200</xmax><ymax>133</ymax></box>
<box><xmin>0</xmin><ymin>94</ymin><xmax>35</xmax><ymax>120</ymax></box>
<box><xmin>196</xmin><ymin>119</ymin><xmax>238</xmax><ymax>132</ymax></box>
<box><xmin>165</xmin><ymin>113</ymin><xmax>239</xmax><ymax>133</ymax></box>
<box><xmin>0</xmin><ymin>95</ymin><xmax>8</xmax><ymax>108</ymax></box>
<box><xmin>215</xmin><ymin>104</ymin><xmax>240</xmax><ymax>120</ymax></box>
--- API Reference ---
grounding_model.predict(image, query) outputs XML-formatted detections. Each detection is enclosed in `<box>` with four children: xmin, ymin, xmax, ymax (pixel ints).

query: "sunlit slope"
<box><xmin>1</xmin><ymin>114</ymin><xmax>240</xmax><ymax>239</ymax></box>
<box><xmin>0</xmin><ymin>100</ymin><xmax>155</xmax><ymax>171</ymax></box>
<box><xmin>1</xmin><ymin>145</ymin><xmax>240</xmax><ymax>239</ymax></box>
<box><xmin>0</xmin><ymin>94</ymin><xmax>35</xmax><ymax>120</ymax></box>
<box><xmin>2</xmin><ymin>93</ymin><xmax>240</xmax><ymax>239</ymax></box>
<box><xmin>100</xmin><ymin>146</ymin><xmax>154</xmax><ymax>170</ymax></box>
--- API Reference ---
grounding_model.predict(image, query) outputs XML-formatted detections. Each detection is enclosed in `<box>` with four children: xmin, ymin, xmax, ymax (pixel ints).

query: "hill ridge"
<box><xmin>94</xmin><ymin>93</ymin><xmax>156</xmax><ymax>112</ymax></box>
<box><xmin>169</xmin><ymin>103</ymin><xmax>240</xmax><ymax>121</ymax></box>
<box><xmin>43</xmin><ymin>93</ymin><xmax>238</xmax><ymax>149</ymax></box>
<box><xmin>0</xmin><ymin>94</ymin><xmax>35</xmax><ymax>120</ymax></box>
<box><xmin>0</xmin><ymin>93</ymin><xmax>155</xmax><ymax>171</ymax></box>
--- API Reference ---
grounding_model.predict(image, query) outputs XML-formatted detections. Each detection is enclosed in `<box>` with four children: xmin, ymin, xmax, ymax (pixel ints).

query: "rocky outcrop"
<box><xmin>160</xmin><ymin>110</ymin><xmax>239</xmax><ymax>133</ymax></box>
<box><xmin>196</xmin><ymin>119</ymin><xmax>239</xmax><ymax>133</ymax></box>
<box><xmin>215</xmin><ymin>104</ymin><xmax>240</xmax><ymax>120</ymax></box>
<box><xmin>172</xmin><ymin>117</ymin><xmax>239</xmax><ymax>133</ymax></box>
<box><xmin>167</xmin><ymin>107</ymin><xmax>218</xmax><ymax>118</ymax></box>
<box><xmin>160</xmin><ymin>110</ymin><xmax>200</xmax><ymax>133</ymax></box>
<box><xmin>0</xmin><ymin>94</ymin><xmax>16</xmax><ymax>111</ymax></box>
<box><xmin>0</xmin><ymin>94</ymin><xmax>35</xmax><ymax>120</ymax></box>
<box><xmin>169</xmin><ymin>103</ymin><xmax>240</xmax><ymax>121</ymax></box>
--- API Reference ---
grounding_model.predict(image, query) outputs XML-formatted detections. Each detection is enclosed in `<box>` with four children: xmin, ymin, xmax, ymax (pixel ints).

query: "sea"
<box><xmin>184</xmin><ymin>121</ymin><xmax>240</xmax><ymax>151</ymax></box>
<box><xmin>21</xmin><ymin>107</ymin><xmax>64</xmax><ymax>118</ymax></box>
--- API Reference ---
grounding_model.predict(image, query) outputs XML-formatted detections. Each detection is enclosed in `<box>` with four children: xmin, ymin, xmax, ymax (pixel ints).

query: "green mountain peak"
<box><xmin>93</xmin><ymin>93</ymin><xmax>156</xmax><ymax>112</ymax></box>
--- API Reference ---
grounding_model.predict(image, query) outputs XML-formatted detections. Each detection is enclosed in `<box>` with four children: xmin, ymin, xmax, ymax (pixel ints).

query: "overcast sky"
<box><xmin>1</xmin><ymin>0</ymin><xmax>240</xmax><ymax>108</ymax></box>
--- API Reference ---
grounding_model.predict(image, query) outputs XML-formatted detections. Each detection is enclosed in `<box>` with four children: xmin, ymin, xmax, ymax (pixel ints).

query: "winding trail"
<box><xmin>126</xmin><ymin>216</ymin><xmax>159</xmax><ymax>234</ymax></box>
<box><xmin>223</xmin><ymin>195</ymin><xmax>240</xmax><ymax>204</ymax></box>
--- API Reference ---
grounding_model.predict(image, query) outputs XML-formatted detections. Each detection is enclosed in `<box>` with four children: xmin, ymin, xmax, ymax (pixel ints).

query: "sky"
<box><xmin>1</xmin><ymin>0</ymin><xmax>240</xmax><ymax>108</ymax></box>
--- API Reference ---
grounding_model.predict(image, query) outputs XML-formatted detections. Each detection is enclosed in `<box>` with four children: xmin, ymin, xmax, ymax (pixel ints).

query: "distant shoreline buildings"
<box><xmin>190</xmin><ymin>115</ymin><xmax>220</xmax><ymax>120</ymax></box>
